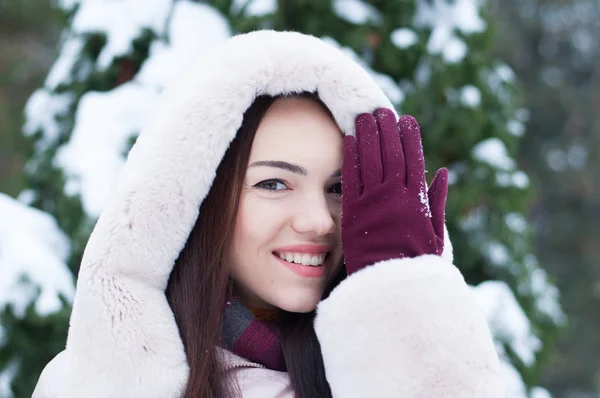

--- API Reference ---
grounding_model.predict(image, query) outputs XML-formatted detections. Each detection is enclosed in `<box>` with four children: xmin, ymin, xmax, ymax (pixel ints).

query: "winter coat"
<box><xmin>33</xmin><ymin>30</ymin><xmax>505</xmax><ymax>398</ymax></box>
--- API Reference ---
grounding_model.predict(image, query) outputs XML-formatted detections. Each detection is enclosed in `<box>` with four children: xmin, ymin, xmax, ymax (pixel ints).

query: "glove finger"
<box><xmin>355</xmin><ymin>113</ymin><xmax>383</xmax><ymax>190</ymax></box>
<box><xmin>342</xmin><ymin>135</ymin><xmax>361</xmax><ymax>198</ymax></box>
<box><xmin>398</xmin><ymin>116</ymin><xmax>426</xmax><ymax>190</ymax></box>
<box><xmin>374</xmin><ymin>108</ymin><xmax>404</xmax><ymax>185</ymax></box>
<box><xmin>428</xmin><ymin>167</ymin><xmax>449</xmax><ymax>241</ymax></box>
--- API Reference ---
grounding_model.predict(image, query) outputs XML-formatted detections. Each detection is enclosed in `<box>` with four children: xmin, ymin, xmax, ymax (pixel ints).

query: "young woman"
<box><xmin>34</xmin><ymin>31</ymin><xmax>504</xmax><ymax>397</ymax></box>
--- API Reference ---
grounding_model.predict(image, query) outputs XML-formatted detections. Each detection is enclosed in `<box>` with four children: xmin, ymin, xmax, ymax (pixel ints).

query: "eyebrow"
<box><xmin>248</xmin><ymin>160</ymin><xmax>341</xmax><ymax>178</ymax></box>
<box><xmin>248</xmin><ymin>160</ymin><xmax>307</xmax><ymax>175</ymax></box>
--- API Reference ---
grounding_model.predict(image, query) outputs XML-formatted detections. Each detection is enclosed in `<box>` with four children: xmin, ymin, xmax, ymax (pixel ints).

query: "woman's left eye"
<box><xmin>254</xmin><ymin>179</ymin><xmax>288</xmax><ymax>191</ymax></box>
<box><xmin>328</xmin><ymin>182</ymin><xmax>342</xmax><ymax>195</ymax></box>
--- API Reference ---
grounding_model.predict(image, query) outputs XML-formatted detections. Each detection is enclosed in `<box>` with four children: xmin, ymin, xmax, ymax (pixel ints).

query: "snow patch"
<box><xmin>484</xmin><ymin>65</ymin><xmax>514</xmax><ymax>104</ymax></box>
<box><xmin>0</xmin><ymin>360</ymin><xmax>18</xmax><ymax>398</ymax></box>
<box><xmin>0</xmin><ymin>193</ymin><xmax>74</xmax><ymax>318</ymax></box>
<box><xmin>372</xmin><ymin>74</ymin><xmax>405</xmax><ymax>105</ymax></box>
<box><xmin>321</xmin><ymin>37</ymin><xmax>404</xmax><ymax>105</ymax></box>
<box><xmin>333</xmin><ymin>0</ymin><xmax>383</xmax><ymax>25</ymax></box>
<box><xmin>521</xmin><ymin>255</ymin><xmax>566</xmax><ymax>325</ymax></box>
<box><xmin>391</xmin><ymin>28</ymin><xmax>419</xmax><ymax>49</ymax></box>
<box><xmin>497</xmin><ymin>360</ymin><xmax>551</xmax><ymax>398</ymax></box>
<box><xmin>138</xmin><ymin>1</ymin><xmax>231</xmax><ymax>88</ymax></box>
<box><xmin>414</xmin><ymin>0</ymin><xmax>485</xmax><ymax>64</ymax></box>
<box><xmin>530</xmin><ymin>387</ymin><xmax>552</xmax><ymax>398</ymax></box>
<box><xmin>472</xmin><ymin>138</ymin><xmax>516</xmax><ymax>170</ymax></box>
<box><xmin>460</xmin><ymin>85</ymin><xmax>481</xmax><ymax>107</ymax></box>
<box><xmin>54</xmin><ymin>83</ymin><xmax>161</xmax><ymax>217</ymax></box>
<box><xmin>459</xmin><ymin>206</ymin><xmax>486</xmax><ymax>231</ymax></box>
<box><xmin>495</xmin><ymin>63</ymin><xmax>516</xmax><ymax>82</ymax></box>
<box><xmin>56</xmin><ymin>0</ymin><xmax>80</xmax><ymax>11</ymax></box>
<box><xmin>71</xmin><ymin>0</ymin><xmax>172</xmax><ymax>69</ymax></box>
<box><xmin>511</xmin><ymin>171</ymin><xmax>530</xmax><ymax>188</ymax></box>
<box><xmin>414</xmin><ymin>59</ymin><xmax>432</xmax><ymax>84</ymax></box>
<box><xmin>471</xmin><ymin>280</ymin><xmax>542</xmax><ymax>367</ymax></box>
<box><xmin>442</xmin><ymin>36</ymin><xmax>468</xmax><ymax>63</ymax></box>
<box><xmin>499</xmin><ymin>358</ymin><xmax>528</xmax><ymax>397</ymax></box>
<box><xmin>16</xmin><ymin>190</ymin><xmax>37</xmax><ymax>206</ymax></box>
<box><xmin>23</xmin><ymin>90</ymin><xmax>74</xmax><ymax>152</ymax></box>
<box><xmin>496</xmin><ymin>171</ymin><xmax>530</xmax><ymax>189</ymax></box>
<box><xmin>418</xmin><ymin>184</ymin><xmax>432</xmax><ymax>217</ymax></box>
<box><xmin>567</xmin><ymin>144</ymin><xmax>587</xmax><ymax>169</ymax></box>
<box><xmin>447</xmin><ymin>168</ymin><xmax>458</xmax><ymax>185</ymax></box>
<box><xmin>515</xmin><ymin>108</ymin><xmax>530</xmax><ymax>123</ymax></box>
<box><xmin>507</xmin><ymin>120</ymin><xmax>526</xmax><ymax>137</ymax></box>
<box><xmin>504</xmin><ymin>213</ymin><xmax>528</xmax><ymax>234</ymax></box>
<box><xmin>45</xmin><ymin>37</ymin><xmax>85</xmax><ymax>90</ymax></box>
<box><xmin>485</xmin><ymin>241</ymin><xmax>510</xmax><ymax>266</ymax></box>
<box><xmin>530</xmin><ymin>269</ymin><xmax>562</xmax><ymax>321</ymax></box>
<box><xmin>36</xmin><ymin>1</ymin><xmax>231</xmax><ymax>221</ymax></box>
<box><xmin>546</xmin><ymin>148</ymin><xmax>568</xmax><ymax>172</ymax></box>
<box><xmin>230</xmin><ymin>0</ymin><xmax>277</xmax><ymax>16</ymax></box>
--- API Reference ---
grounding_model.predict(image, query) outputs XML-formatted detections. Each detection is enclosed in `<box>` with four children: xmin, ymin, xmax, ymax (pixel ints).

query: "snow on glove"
<box><xmin>341</xmin><ymin>108</ymin><xmax>448</xmax><ymax>276</ymax></box>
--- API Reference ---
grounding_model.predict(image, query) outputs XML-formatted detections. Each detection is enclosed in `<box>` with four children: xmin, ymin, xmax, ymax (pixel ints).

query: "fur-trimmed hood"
<box><xmin>90</xmin><ymin>29</ymin><xmax>451</xmax><ymax>292</ymax></box>
<box><xmin>33</xmin><ymin>31</ymin><xmax>504</xmax><ymax>398</ymax></box>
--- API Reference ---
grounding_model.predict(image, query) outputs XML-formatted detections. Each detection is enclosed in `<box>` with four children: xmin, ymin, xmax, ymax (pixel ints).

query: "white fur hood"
<box><xmin>34</xmin><ymin>30</ymin><xmax>504</xmax><ymax>398</ymax></box>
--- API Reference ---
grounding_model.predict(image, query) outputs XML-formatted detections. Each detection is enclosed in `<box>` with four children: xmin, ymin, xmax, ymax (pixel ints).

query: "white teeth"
<box><xmin>275</xmin><ymin>251</ymin><xmax>328</xmax><ymax>266</ymax></box>
<box><xmin>301</xmin><ymin>254</ymin><xmax>311</xmax><ymax>265</ymax></box>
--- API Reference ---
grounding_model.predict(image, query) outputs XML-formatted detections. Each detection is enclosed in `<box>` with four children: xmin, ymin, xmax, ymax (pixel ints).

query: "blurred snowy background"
<box><xmin>0</xmin><ymin>0</ymin><xmax>598</xmax><ymax>397</ymax></box>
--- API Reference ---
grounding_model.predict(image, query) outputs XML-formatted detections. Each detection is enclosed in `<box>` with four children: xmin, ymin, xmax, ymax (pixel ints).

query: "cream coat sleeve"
<box><xmin>314</xmin><ymin>255</ymin><xmax>505</xmax><ymax>398</ymax></box>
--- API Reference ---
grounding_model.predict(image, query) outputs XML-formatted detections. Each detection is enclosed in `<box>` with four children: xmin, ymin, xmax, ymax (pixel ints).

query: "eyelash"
<box><xmin>328</xmin><ymin>182</ymin><xmax>342</xmax><ymax>195</ymax></box>
<box><xmin>254</xmin><ymin>179</ymin><xmax>288</xmax><ymax>191</ymax></box>
<box><xmin>253</xmin><ymin>179</ymin><xmax>342</xmax><ymax>195</ymax></box>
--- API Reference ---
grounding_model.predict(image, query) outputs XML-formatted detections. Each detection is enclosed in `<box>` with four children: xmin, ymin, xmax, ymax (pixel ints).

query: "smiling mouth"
<box><xmin>272</xmin><ymin>251</ymin><xmax>331</xmax><ymax>267</ymax></box>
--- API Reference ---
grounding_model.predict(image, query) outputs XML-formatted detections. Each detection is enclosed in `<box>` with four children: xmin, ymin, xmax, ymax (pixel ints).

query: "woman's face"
<box><xmin>230</xmin><ymin>97</ymin><xmax>344</xmax><ymax>313</ymax></box>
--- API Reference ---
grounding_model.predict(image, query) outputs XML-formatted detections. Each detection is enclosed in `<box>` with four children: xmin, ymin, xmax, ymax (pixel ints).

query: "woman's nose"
<box><xmin>291</xmin><ymin>196</ymin><xmax>336</xmax><ymax>236</ymax></box>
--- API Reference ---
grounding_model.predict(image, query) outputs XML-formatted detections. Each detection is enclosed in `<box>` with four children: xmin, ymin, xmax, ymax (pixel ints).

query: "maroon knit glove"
<box><xmin>342</xmin><ymin>109</ymin><xmax>448</xmax><ymax>276</ymax></box>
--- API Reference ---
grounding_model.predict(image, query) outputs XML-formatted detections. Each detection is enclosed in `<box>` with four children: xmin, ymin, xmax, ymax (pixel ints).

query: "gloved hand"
<box><xmin>341</xmin><ymin>108</ymin><xmax>448</xmax><ymax>275</ymax></box>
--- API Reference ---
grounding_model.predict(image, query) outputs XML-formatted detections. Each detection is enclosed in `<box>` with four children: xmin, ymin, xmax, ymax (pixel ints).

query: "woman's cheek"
<box><xmin>241</xmin><ymin>194</ymin><xmax>293</xmax><ymax>235</ymax></box>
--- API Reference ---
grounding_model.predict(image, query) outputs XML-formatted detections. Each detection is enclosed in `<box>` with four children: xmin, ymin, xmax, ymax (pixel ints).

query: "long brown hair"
<box><xmin>166</xmin><ymin>93</ymin><xmax>345</xmax><ymax>398</ymax></box>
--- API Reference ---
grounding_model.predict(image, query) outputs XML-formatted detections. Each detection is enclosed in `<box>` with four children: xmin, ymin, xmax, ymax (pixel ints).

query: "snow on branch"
<box><xmin>0</xmin><ymin>194</ymin><xmax>74</xmax><ymax>319</ymax></box>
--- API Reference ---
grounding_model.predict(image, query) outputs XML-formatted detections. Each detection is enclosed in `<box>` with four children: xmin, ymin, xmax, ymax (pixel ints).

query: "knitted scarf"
<box><xmin>221</xmin><ymin>298</ymin><xmax>286</xmax><ymax>371</ymax></box>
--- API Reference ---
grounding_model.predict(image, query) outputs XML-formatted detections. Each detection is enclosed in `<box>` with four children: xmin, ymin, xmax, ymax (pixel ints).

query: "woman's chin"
<box><xmin>273</xmin><ymin>293</ymin><xmax>321</xmax><ymax>314</ymax></box>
